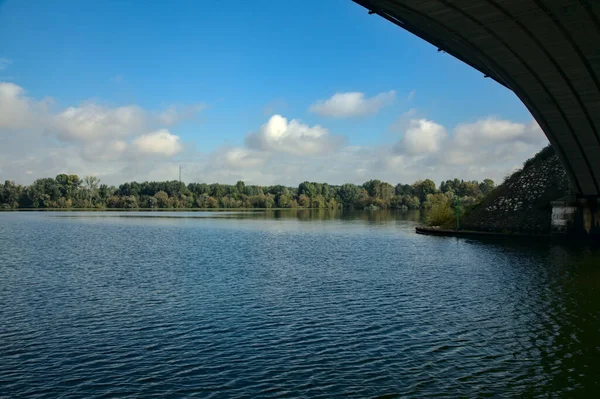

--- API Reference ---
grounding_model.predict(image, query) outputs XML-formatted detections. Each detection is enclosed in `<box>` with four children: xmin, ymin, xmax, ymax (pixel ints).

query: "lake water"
<box><xmin>1</xmin><ymin>210</ymin><xmax>599</xmax><ymax>398</ymax></box>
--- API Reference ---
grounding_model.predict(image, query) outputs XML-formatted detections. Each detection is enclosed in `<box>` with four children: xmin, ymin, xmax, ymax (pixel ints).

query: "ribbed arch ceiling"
<box><xmin>354</xmin><ymin>0</ymin><xmax>600</xmax><ymax>196</ymax></box>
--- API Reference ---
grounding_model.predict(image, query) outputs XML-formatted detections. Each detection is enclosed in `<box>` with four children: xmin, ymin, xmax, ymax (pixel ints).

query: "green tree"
<box><xmin>1</xmin><ymin>181</ymin><xmax>24</xmax><ymax>208</ymax></box>
<box><xmin>1</xmin><ymin>174</ymin><xmax>496</xmax><ymax>210</ymax></box>
<box><xmin>277</xmin><ymin>193</ymin><xmax>292</xmax><ymax>208</ymax></box>
<box><xmin>479</xmin><ymin>179</ymin><xmax>495</xmax><ymax>196</ymax></box>
<box><xmin>27</xmin><ymin>178</ymin><xmax>60</xmax><ymax>208</ymax></box>
<box><xmin>358</xmin><ymin>189</ymin><xmax>372</xmax><ymax>208</ymax></box>
<box><xmin>363</xmin><ymin>180</ymin><xmax>382</xmax><ymax>198</ymax></box>
<box><xmin>188</xmin><ymin>183</ymin><xmax>210</xmax><ymax>196</ymax></box>
<box><xmin>55</xmin><ymin>174</ymin><xmax>81</xmax><ymax>201</ymax></box>
<box><xmin>380</xmin><ymin>182</ymin><xmax>394</xmax><ymax>204</ymax></box>
<box><xmin>402</xmin><ymin>195</ymin><xmax>421</xmax><ymax>209</ymax></box>
<box><xmin>236</xmin><ymin>180</ymin><xmax>246</xmax><ymax>196</ymax></box>
<box><xmin>326</xmin><ymin>197</ymin><xmax>338</xmax><ymax>209</ymax></box>
<box><xmin>82</xmin><ymin>176</ymin><xmax>100</xmax><ymax>206</ymax></box>
<box><xmin>122</xmin><ymin>195</ymin><xmax>139</xmax><ymax>209</ymax></box>
<box><xmin>413</xmin><ymin>179</ymin><xmax>437</xmax><ymax>206</ymax></box>
<box><xmin>395</xmin><ymin>183</ymin><xmax>413</xmax><ymax>196</ymax></box>
<box><xmin>339</xmin><ymin>183</ymin><xmax>361</xmax><ymax>207</ymax></box>
<box><xmin>98</xmin><ymin>184</ymin><xmax>113</xmax><ymax>200</ymax></box>
<box><xmin>206</xmin><ymin>196</ymin><xmax>219</xmax><ymax>208</ymax></box>
<box><xmin>210</xmin><ymin>184</ymin><xmax>226</xmax><ymax>198</ymax></box>
<box><xmin>83</xmin><ymin>176</ymin><xmax>100</xmax><ymax>191</ymax></box>
<box><xmin>424</xmin><ymin>193</ymin><xmax>454</xmax><ymax>227</ymax></box>
<box><xmin>298</xmin><ymin>194</ymin><xmax>311</xmax><ymax>208</ymax></box>
<box><xmin>146</xmin><ymin>196</ymin><xmax>159</xmax><ymax>208</ymax></box>
<box><xmin>154</xmin><ymin>191</ymin><xmax>170</xmax><ymax>208</ymax></box>
<box><xmin>245</xmin><ymin>185</ymin><xmax>262</xmax><ymax>196</ymax></box>
<box><xmin>311</xmin><ymin>195</ymin><xmax>325</xmax><ymax>208</ymax></box>
<box><xmin>264</xmin><ymin>194</ymin><xmax>275</xmax><ymax>208</ymax></box>
<box><xmin>298</xmin><ymin>181</ymin><xmax>318</xmax><ymax>198</ymax></box>
<box><xmin>106</xmin><ymin>195</ymin><xmax>121</xmax><ymax>208</ymax></box>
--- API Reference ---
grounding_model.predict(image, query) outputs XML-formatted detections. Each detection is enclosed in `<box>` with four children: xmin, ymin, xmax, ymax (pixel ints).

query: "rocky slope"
<box><xmin>460</xmin><ymin>146</ymin><xmax>570</xmax><ymax>233</ymax></box>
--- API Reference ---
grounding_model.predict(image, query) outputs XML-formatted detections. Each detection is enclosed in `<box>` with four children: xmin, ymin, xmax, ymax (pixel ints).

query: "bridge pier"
<box><xmin>552</xmin><ymin>197</ymin><xmax>600</xmax><ymax>238</ymax></box>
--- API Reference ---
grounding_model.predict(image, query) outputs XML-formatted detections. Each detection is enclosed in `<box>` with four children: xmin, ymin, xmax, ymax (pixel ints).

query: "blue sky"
<box><xmin>0</xmin><ymin>0</ymin><xmax>546</xmax><ymax>185</ymax></box>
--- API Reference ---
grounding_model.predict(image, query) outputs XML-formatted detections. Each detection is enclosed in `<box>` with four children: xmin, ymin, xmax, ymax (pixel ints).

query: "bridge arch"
<box><xmin>354</xmin><ymin>0</ymin><xmax>600</xmax><ymax>197</ymax></box>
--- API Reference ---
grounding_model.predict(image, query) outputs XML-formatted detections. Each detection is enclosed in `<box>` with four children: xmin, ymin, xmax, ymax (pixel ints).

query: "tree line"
<box><xmin>0</xmin><ymin>174</ymin><xmax>495</xmax><ymax>210</ymax></box>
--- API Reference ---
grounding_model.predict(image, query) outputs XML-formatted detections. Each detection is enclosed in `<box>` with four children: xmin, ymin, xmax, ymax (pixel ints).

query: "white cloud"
<box><xmin>0</xmin><ymin>82</ymin><xmax>30</xmax><ymax>129</ymax></box>
<box><xmin>161</xmin><ymin>116</ymin><xmax>547</xmax><ymax>186</ymax></box>
<box><xmin>80</xmin><ymin>139</ymin><xmax>128</xmax><ymax>162</ymax></box>
<box><xmin>245</xmin><ymin>114</ymin><xmax>344</xmax><ymax>155</ymax></box>
<box><xmin>223</xmin><ymin>148</ymin><xmax>265</xmax><ymax>168</ymax></box>
<box><xmin>309</xmin><ymin>90</ymin><xmax>395</xmax><ymax>118</ymax></box>
<box><xmin>0</xmin><ymin>82</ymin><xmax>49</xmax><ymax>130</ymax></box>
<box><xmin>437</xmin><ymin>118</ymin><xmax>547</xmax><ymax>166</ymax></box>
<box><xmin>50</xmin><ymin>97</ymin><xmax>204</xmax><ymax>143</ymax></box>
<box><xmin>399</xmin><ymin>119</ymin><xmax>448</xmax><ymax>155</ymax></box>
<box><xmin>0</xmin><ymin>83</ymin><xmax>199</xmax><ymax>183</ymax></box>
<box><xmin>392</xmin><ymin>116</ymin><xmax>548</xmax><ymax>168</ymax></box>
<box><xmin>0</xmin><ymin>82</ymin><xmax>551</xmax><ymax>188</ymax></box>
<box><xmin>388</xmin><ymin>108</ymin><xmax>419</xmax><ymax>134</ymax></box>
<box><xmin>441</xmin><ymin>150</ymin><xmax>476</xmax><ymax>166</ymax></box>
<box><xmin>132</xmin><ymin>129</ymin><xmax>183</xmax><ymax>157</ymax></box>
<box><xmin>54</xmin><ymin>104</ymin><xmax>146</xmax><ymax>142</ymax></box>
<box><xmin>454</xmin><ymin>117</ymin><xmax>544</xmax><ymax>146</ymax></box>
<box><xmin>1</xmin><ymin>83</ymin><xmax>204</xmax><ymax>143</ymax></box>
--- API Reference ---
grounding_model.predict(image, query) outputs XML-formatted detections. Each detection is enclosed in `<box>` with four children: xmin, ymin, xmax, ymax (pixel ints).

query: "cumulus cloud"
<box><xmin>438</xmin><ymin>118</ymin><xmax>547</xmax><ymax>166</ymax></box>
<box><xmin>192</xmin><ymin>145</ymin><xmax>411</xmax><ymax>186</ymax></box>
<box><xmin>222</xmin><ymin>148</ymin><xmax>265</xmax><ymax>168</ymax></box>
<box><xmin>399</xmin><ymin>119</ymin><xmax>448</xmax><ymax>155</ymax></box>
<box><xmin>80</xmin><ymin>139</ymin><xmax>128</xmax><ymax>162</ymax></box>
<box><xmin>374</xmin><ymin>115</ymin><xmax>549</xmax><ymax>183</ymax></box>
<box><xmin>132</xmin><ymin>129</ymin><xmax>183</xmax><ymax>157</ymax></box>
<box><xmin>394</xmin><ymin>116</ymin><xmax>547</xmax><ymax>163</ymax></box>
<box><xmin>0</xmin><ymin>83</ymin><xmax>203</xmax><ymax>183</ymax></box>
<box><xmin>0</xmin><ymin>82</ymin><xmax>551</xmax><ymax>188</ymax></box>
<box><xmin>454</xmin><ymin>117</ymin><xmax>544</xmax><ymax>147</ymax></box>
<box><xmin>0</xmin><ymin>82</ymin><xmax>50</xmax><ymax>130</ymax></box>
<box><xmin>175</xmin><ymin>116</ymin><xmax>549</xmax><ymax>186</ymax></box>
<box><xmin>245</xmin><ymin>114</ymin><xmax>344</xmax><ymax>155</ymax></box>
<box><xmin>0</xmin><ymin>82</ymin><xmax>31</xmax><ymax>129</ymax></box>
<box><xmin>309</xmin><ymin>90</ymin><xmax>395</xmax><ymax>118</ymax></box>
<box><xmin>53</xmin><ymin>104</ymin><xmax>146</xmax><ymax>142</ymax></box>
<box><xmin>52</xmin><ymin>101</ymin><xmax>206</xmax><ymax>143</ymax></box>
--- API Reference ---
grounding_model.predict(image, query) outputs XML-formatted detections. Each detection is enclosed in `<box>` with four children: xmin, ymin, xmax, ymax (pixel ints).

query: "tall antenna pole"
<box><xmin>179</xmin><ymin>164</ymin><xmax>182</xmax><ymax>183</ymax></box>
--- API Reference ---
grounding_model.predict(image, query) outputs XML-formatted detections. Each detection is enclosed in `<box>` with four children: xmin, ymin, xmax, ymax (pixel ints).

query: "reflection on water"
<box><xmin>0</xmin><ymin>211</ymin><xmax>598</xmax><ymax>398</ymax></box>
<box><xmin>52</xmin><ymin>208</ymin><xmax>424</xmax><ymax>222</ymax></box>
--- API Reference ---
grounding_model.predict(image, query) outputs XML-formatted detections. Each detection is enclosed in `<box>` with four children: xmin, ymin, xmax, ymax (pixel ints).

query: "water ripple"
<box><xmin>0</xmin><ymin>212</ymin><xmax>599</xmax><ymax>398</ymax></box>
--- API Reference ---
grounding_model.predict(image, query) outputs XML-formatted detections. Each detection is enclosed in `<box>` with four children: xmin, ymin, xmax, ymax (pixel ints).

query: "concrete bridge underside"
<box><xmin>354</xmin><ymin>0</ymin><xmax>600</xmax><ymax>198</ymax></box>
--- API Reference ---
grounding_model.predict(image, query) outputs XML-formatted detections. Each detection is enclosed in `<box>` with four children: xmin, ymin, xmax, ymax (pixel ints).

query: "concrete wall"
<box><xmin>551</xmin><ymin>201</ymin><xmax>577</xmax><ymax>234</ymax></box>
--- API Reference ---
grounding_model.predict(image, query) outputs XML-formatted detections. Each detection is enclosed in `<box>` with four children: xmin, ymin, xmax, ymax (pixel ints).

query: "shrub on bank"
<box><xmin>424</xmin><ymin>193</ymin><xmax>455</xmax><ymax>227</ymax></box>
